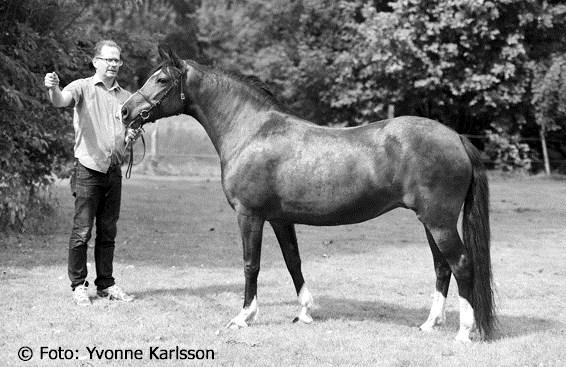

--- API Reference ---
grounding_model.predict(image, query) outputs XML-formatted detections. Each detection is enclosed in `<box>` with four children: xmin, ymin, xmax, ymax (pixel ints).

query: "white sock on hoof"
<box><xmin>420</xmin><ymin>290</ymin><xmax>447</xmax><ymax>332</ymax></box>
<box><xmin>455</xmin><ymin>296</ymin><xmax>474</xmax><ymax>342</ymax></box>
<box><xmin>293</xmin><ymin>285</ymin><xmax>313</xmax><ymax>324</ymax></box>
<box><xmin>226</xmin><ymin>296</ymin><xmax>258</xmax><ymax>329</ymax></box>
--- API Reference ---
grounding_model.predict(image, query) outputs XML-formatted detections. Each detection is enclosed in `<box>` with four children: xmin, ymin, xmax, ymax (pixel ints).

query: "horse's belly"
<box><xmin>274</xmin><ymin>187</ymin><xmax>401</xmax><ymax>225</ymax></box>
<box><xmin>224</xmin><ymin>127</ymin><xmax>402</xmax><ymax>224</ymax></box>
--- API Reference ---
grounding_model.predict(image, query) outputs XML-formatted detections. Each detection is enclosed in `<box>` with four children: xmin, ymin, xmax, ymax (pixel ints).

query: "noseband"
<box><xmin>124</xmin><ymin>69</ymin><xmax>186</xmax><ymax>178</ymax></box>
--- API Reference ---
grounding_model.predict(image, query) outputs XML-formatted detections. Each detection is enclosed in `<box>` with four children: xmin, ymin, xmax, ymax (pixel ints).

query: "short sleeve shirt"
<box><xmin>63</xmin><ymin>75</ymin><xmax>131</xmax><ymax>173</ymax></box>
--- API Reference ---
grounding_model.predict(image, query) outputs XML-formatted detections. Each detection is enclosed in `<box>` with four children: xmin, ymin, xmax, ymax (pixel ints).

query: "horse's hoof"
<box><xmin>226</xmin><ymin>318</ymin><xmax>248</xmax><ymax>330</ymax></box>
<box><xmin>292</xmin><ymin>315</ymin><xmax>313</xmax><ymax>324</ymax></box>
<box><xmin>454</xmin><ymin>332</ymin><xmax>472</xmax><ymax>343</ymax></box>
<box><xmin>419</xmin><ymin>323</ymin><xmax>436</xmax><ymax>333</ymax></box>
<box><xmin>293</xmin><ymin>307</ymin><xmax>313</xmax><ymax>324</ymax></box>
<box><xmin>419</xmin><ymin>321</ymin><xmax>442</xmax><ymax>332</ymax></box>
<box><xmin>419</xmin><ymin>315</ymin><xmax>445</xmax><ymax>332</ymax></box>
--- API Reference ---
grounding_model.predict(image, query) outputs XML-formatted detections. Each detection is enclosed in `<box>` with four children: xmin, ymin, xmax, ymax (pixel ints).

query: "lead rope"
<box><xmin>125</xmin><ymin>128</ymin><xmax>146</xmax><ymax>179</ymax></box>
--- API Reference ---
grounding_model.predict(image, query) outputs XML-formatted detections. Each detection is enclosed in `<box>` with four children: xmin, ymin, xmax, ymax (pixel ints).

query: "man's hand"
<box><xmin>44</xmin><ymin>72</ymin><xmax>60</xmax><ymax>90</ymax></box>
<box><xmin>125</xmin><ymin>128</ymin><xmax>143</xmax><ymax>145</ymax></box>
<box><xmin>45</xmin><ymin>72</ymin><xmax>72</xmax><ymax>107</ymax></box>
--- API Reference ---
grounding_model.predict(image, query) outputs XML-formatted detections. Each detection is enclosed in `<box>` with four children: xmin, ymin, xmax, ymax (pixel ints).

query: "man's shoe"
<box><xmin>97</xmin><ymin>285</ymin><xmax>134</xmax><ymax>302</ymax></box>
<box><xmin>73</xmin><ymin>284</ymin><xmax>91</xmax><ymax>306</ymax></box>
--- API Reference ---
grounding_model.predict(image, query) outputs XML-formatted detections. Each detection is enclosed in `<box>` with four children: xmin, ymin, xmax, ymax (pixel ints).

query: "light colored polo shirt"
<box><xmin>63</xmin><ymin>75</ymin><xmax>131</xmax><ymax>173</ymax></box>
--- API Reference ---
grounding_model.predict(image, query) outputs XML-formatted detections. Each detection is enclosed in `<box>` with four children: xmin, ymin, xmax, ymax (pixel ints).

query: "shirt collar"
<box><xmin>92</xmin><ymin>74</ymin><xmax>122</xmax><ymax>91</ymax></box>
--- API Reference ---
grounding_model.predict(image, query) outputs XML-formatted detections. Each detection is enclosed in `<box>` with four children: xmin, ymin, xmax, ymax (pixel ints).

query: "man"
<box><xmin>44</xmin><ymin>40</ymin><xmax>136</xmax><ymax>306</ymax></box>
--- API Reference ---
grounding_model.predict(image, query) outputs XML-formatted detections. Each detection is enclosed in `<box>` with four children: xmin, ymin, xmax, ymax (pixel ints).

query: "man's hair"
<box><xmin>94</xmin><ymin>40</ymin><xmax>121</xmax><ymax>57</ymax></box>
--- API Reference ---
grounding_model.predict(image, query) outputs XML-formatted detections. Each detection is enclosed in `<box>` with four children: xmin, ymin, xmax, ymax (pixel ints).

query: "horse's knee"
<box><xmin>244</xmin><ymin>264</ymin><xmax>260</xmax><ymax>278</ymax></box>
<box><xmin>435</xmin><ymin>263</ymin><xmax>451</xmax><ymax>280</ymax></box>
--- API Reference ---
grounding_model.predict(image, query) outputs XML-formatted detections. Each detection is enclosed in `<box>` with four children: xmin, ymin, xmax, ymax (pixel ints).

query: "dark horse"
<box><xmin>121</xmin><ymin>47</ymin><xmax>495</xmax><ymax>341</ymax></box>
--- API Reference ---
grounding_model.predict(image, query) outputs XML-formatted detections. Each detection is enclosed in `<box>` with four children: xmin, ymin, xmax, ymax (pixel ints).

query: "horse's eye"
<box><xmin>157</xmin><ymin>78</ymin><xmax>168</xmax><ymax>84</ymax></box>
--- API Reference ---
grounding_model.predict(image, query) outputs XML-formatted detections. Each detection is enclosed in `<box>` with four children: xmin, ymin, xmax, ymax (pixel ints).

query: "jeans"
<box><xmin>68</xmin><ymin>160</ymin><xmax>122</xmax><ymax>290</ymax></box>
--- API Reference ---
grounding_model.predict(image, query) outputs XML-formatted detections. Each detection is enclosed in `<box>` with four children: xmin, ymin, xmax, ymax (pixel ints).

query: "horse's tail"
<box><xmin>460</xmin><ymin>135</ymin><xmax>496</xmax><ymax>340</ymax></box>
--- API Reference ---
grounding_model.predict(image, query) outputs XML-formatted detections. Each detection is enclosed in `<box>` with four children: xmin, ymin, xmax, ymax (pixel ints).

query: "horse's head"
<box><xmin>121</xmin><ymin>46</ymin><xmax>187</xmax><ymax>130</ymax></box>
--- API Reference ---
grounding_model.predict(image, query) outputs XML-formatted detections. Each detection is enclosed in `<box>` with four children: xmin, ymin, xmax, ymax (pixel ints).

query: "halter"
<box><xmin>124</xmin><ymin>69</ymin><xmax>186</xmax><ymax>178</ymax></box>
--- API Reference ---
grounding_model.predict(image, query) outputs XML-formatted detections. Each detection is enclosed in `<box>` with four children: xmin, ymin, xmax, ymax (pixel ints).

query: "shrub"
<box><xmin>484</xmin><ymin>126</ymin><xmax>533</xmax><ymax>173</ymax></box>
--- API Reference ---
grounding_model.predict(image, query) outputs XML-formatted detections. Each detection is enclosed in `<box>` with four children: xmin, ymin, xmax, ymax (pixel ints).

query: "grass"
<box><xmin>1</xmin><ymin>174</ymin><xmax>565</xmax><ymax>366</ymax></box>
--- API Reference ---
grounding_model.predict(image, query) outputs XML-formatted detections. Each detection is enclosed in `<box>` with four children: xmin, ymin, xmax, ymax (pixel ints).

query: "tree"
<box><xmin>532</xmin><ymin>54</ymin><xmax>566</xmax><ymax>173</ymax></box>
<box><xmin>198</xmin><ymin>0</ymin><xmax>566</xmax><ymax>135</ymax></box>
<box><xmin>0</xmin><ymin>0</ymin><xmax>89</xmax><ymax>229</ymax></box>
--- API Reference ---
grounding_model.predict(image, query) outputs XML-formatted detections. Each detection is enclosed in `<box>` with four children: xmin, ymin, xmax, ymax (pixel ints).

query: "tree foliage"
<box><xmin>0</xmin><ymin>0</ymin><xmax>85</xmax><ymax>229</ymax></box>
<box><xmin>197</xmin><ymin>0</ymin><xmax>566</xmax><ymax>132</ymax></box>
<box><xmin>532</xmin><ymin>54</ymin><xmax>566</xmax><ymax>131</ymax></box>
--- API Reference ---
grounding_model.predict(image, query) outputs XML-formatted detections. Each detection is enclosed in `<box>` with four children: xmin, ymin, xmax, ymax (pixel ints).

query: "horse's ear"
<box><xmin>158</xmin><ymin>44</ymin><xmax>184</xmax><ymax>71</ymax></box>
<box><xmin>158</xmin><ymin>44</ymin><xmax>171</xmax><ymax>61</ymax></box>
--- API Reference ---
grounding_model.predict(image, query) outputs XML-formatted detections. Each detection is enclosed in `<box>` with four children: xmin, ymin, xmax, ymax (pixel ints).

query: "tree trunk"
<box><xmin>387</xmin><ymin>104</ymin><xmax>395</xmax><ymax>119</ymax></box>
<box><xmin>539</xmin><ymin>125</ymin><xmax>551</xmax><ymax>175</ymax></box>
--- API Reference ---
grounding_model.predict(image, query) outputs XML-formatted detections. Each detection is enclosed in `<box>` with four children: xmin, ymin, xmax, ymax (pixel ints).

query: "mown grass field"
<box><xmin>1</xmin><ymin>174</ymin><xmax>565</xmax><ymax>366</ymax></box>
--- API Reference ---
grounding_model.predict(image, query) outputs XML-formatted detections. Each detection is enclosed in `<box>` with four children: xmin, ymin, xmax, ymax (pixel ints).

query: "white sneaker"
<box><xmin>73</xmin><ymin>284</ymin><xmax>91</xmax><ymax>306</ymax></box>
<box><xmin>97</xmin><ymin>285</ymin><xmax>134</xmax><ymax>302</ymax></box>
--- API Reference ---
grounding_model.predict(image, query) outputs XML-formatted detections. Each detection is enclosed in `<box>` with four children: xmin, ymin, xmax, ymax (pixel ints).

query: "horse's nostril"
<box><xmin>121</xmin><ymin>106</ymin><xmax>129</xmax><ymax>119</ymax></box>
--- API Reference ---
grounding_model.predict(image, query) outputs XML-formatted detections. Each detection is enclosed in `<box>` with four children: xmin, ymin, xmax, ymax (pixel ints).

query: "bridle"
<box><xmin>126</xmin><ymin>69</ymin><xmax>185</xmax><ymax>131</ymax></box>
<box><xmin>124</xmin><ymin>68</ymin><xmax>186</xmax><ymax>178</ymax></box>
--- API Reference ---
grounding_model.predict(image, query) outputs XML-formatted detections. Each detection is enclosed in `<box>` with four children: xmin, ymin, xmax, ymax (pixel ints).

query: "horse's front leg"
<box><xmin>270</xmin><ymin>221</ymin><xmax>313</xmax><ymax>324</ymax></box>
<box><xmin>226</xmin><ymin>213</ymin><xmax>264</xmax><ymax>329</ymax></box>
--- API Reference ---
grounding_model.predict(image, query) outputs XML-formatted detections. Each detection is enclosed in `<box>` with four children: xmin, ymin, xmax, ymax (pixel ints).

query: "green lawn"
<box><xmin>1</xmin><ymin>174</ymin><xmax>565</xmax><ymax>366</ymax></box>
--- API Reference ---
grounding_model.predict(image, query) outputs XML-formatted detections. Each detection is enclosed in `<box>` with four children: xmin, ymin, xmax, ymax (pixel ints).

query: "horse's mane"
<box><xmin>149</xmin><ymin>58</ymin><xmax>286</xmax><ymax>111</ymax></box>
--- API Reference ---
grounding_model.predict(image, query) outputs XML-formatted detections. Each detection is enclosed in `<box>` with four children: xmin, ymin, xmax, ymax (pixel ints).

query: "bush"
<box><xmin>484</xmin><ymin>126</ymin><xmax>533</xmax><ymax>173</ymax></box>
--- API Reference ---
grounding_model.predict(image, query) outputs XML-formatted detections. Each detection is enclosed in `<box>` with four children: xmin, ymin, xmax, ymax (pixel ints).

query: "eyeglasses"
<box><xmin>95</xmin><ymin>57</ymin><xmax>123</xmax><ymax>66</ymax></box>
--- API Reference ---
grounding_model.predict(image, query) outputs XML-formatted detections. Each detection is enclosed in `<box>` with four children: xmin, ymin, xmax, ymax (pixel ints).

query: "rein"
<box><xmin>124</xmin><ymin>70</ymin><xmax>185</xmax><ymax>179</ymax></box>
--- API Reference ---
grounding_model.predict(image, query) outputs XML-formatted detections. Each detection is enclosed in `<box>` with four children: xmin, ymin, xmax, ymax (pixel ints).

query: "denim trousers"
<box><xmin>68</xmin><ymin>160</ymin><xmax>122</xmax><ymax>290</ymax></box>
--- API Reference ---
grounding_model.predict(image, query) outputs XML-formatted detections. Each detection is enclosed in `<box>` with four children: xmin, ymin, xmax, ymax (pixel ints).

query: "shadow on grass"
<box><xmin>132</xmin><ymin>283</ymin><xmax>241</xmax><ymax>300</ymax></box>
<box><xmin>314</xmin><ymin>296</ymin><xmax>561</xmax><ymax>340</ymax></box>
<box><xmin>314</xmin><ymin>296</ymin><xmax>433</xmax><ymax>328</ymax></box>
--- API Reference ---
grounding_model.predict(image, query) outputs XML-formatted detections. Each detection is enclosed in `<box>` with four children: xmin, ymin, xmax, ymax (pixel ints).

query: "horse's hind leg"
<box><xmin>226</xmin><ymin>214</ymin><xmax>264</xmax><ymax>329</ymax></box>
<box><xmin>425</xmin><ymin>224</ymin><xmax>475</xmax><ymax>342</ymax></box>
<box><xmin>420</xmin><ymin>226</ymin><xmax>451</xmax><ymax>332</ymax></box>
<box><xmin>270</xmin><ymin>221</ymin><xmax>313</xmax><ymax>324</ymax></box>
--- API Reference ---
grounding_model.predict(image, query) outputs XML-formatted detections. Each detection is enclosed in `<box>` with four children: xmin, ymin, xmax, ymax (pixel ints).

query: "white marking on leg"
<box><xmin>420</xmin><ymin>290</ymin><xmax>447</xmax><ymax>332</ymax></box>
<box><xmin>293</xmin><ymin>285</ymin><xmax>313</xmax><ymax>324</ymax></box>
<box><xmin>455</xmin><ymin>296</ymin><xmax>474</xmax><ymax>342</ymax></box>
<box><xmin>226</xmin><ymin>296</ymin><xmax>258</xmax><ymax>329</ymax></box>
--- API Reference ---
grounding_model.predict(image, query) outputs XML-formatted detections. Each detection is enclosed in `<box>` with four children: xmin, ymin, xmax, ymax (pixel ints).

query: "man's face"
<box><xmin>93</xmin><ymin>45</ymin><xmax>122</xmax><ymax>80</ymax></box>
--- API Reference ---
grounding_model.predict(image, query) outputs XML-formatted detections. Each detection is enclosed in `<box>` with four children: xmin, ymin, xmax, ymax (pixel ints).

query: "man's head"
<box><xmin>92</xmin><ymin>40</ymin><xmax>123</xmax><ymax>82</ymax></box>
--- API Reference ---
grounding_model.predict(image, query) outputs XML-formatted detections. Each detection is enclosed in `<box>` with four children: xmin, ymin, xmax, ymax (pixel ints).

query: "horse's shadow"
<box><xmin>131</xmin><ymin>286</ymin><xmax>560</xmax><ymax>341</ymax></box>
<box><xmin>133</xmin><ymin>283</ymin><xmax>240</xmax><ymax>300</ymax></box>
<box><xmin>314</xmin><ymin>296</ymin><xmax>561</xmax><ymax>340</ymax></box>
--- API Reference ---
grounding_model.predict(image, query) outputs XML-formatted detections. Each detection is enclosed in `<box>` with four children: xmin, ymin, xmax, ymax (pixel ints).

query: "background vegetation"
<box><xmin>1</xmin><ymin>0</ymin><xmax>566</xmax><ymax>230</ymax></box>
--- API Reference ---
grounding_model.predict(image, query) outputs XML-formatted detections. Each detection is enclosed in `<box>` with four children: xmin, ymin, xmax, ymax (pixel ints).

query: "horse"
<box><xmin>120</xmin><ymin>46</ymin><xmax>495</xmax><ymax>342</ymax></box>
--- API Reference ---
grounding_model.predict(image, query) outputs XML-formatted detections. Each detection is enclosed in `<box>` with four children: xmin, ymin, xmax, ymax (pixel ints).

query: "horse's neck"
<box><xmin>192</xmin><ymin>82</ymin><xmax>278</xmax><ymax>160</ymax></box>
